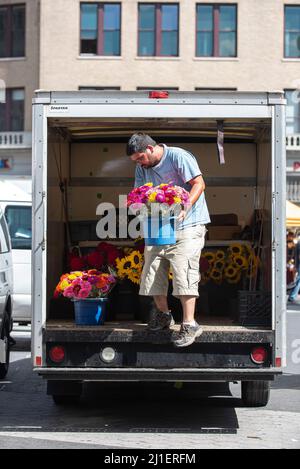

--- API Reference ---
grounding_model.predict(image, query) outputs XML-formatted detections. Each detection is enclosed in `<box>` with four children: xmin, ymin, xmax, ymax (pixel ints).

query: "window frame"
<box><xmin>138</xmin><ymin>3</ymin><xmax>179</xmax><ymax>57</ymax></box>
<box><xmin>284</xmin><ymin>88</ymin><xmax>300</xmax><ymax>134</ymax></box>
<box><xmin>4</xmin><ymin>204</ymin><xmax>32</xmax><ymax>250</ymax></box>
<box><xmin>80</xmin><ymin>2</ymin><xmax>121</xmax><ymax>56</ymax></box>
<box><xmin>0</xmin><ymin>87</ymin><xmax>25</xmax><ymax>132</ymax></box>
<box><xmin>196</xmin><ymin>3</ymin><xmax>237</xmax><ymax>58</ymax></box>
<box><xmin>0</xmin><ymin>216</ymin><xmax>10</xmax><ymax>254</ymax></box>
<box><xmin>284</xmin><ymin>4</ymin><xmax>300</xmax><ymax>59</ymax></box>
<box><xmin>0</xmin><ymin>3</ymin><xmax>26</xmax><ymax>58</ymax></box>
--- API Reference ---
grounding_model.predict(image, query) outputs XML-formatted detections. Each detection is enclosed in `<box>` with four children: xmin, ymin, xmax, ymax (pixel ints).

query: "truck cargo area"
<box><xmin>46</xmin><ymin>113</ymin><xmax>273</xmax><ymax>338</ymax></box>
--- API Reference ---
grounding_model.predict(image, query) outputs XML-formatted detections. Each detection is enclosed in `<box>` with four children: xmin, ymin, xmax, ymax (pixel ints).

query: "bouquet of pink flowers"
<box><xmin>54</xmin><ymin>270</ymin><xmax>116</xmax><ymax>299</ymax></box>
<box><xmin>127</xmin><ymin>183</ymin><xmax>190</xmax><ymax>215</ymax></box>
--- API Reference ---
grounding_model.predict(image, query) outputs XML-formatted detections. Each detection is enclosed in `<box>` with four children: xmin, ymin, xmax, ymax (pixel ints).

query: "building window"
<box><xmin>195</xmin><ymin>87</ymin><xmax>237</xmax><ymax>90</ymax></box>
<box><xmin>0</xmin><ymin>4</ymin><xmax>25</xmax><ymax>58</ymax></box>
<box><xmin>196</xmin><ymin>3</ymin><xmax>237</xmax><ymax>57</ymax></box>
<box><xmin>79</xmin><ymin>86</ymin><xmax>121</xmax><ymax>90</ymax></box>
<box><xmin>80</xmin><ymin>3</ymin><xmax>121</xmax><ymax>56</ymax></box>
<box><xmin>285</xmin><ymin>90</ymin><xmax>300</xmax><ymax>135</ymax></box>
<box><xmin>138</xmin><ymin>3</ymin><xmax>179</xmax><ymax>56</ymax></box>
<box><xmin>285</xmin><ymin>6</ymin><xmax>300</xmax><ymax>58</ymax></box>
<box><xmin>0</xmin><ymin>88</ymin><xmax>25</xmax><ymax>131</ymax></box>
<box><xmin>136</xmin><ymin>87</ymin><xmax>179</xmax><ymax>90</ymax></box>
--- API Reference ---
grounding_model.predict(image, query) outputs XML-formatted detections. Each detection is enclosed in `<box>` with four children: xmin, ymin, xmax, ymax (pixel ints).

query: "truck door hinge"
<box><xmin>38</xmin><ymin>239</ymin><xmax>46</xmax><ymax>251</ymax></box>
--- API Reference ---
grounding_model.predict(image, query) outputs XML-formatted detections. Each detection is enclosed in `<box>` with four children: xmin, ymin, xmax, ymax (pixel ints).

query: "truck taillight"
<box><xmin>250</xmin><ymin>346</ymin><xmax>267</xmax><ymax>365</ymax></box>
<box><xmin>49</xmin><ymin>346</ymin><xmax>65</xmax><ymax>363</ymax></box>
<box><xmin>148</xmin><ymin>90</ymin><xmax>169</xmax><ymax>99</ymax></box>
<box><xmin>275</xmin><ymin>357</ymin><xmax>282</xmax><ymax>368</ymax></box>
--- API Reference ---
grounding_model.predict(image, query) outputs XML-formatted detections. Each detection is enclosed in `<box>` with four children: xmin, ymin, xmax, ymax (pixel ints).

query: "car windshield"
<box><xmin>5</xmin><ymin>205</ymin><xmax>32</xmax><ymax>249</ymax></box>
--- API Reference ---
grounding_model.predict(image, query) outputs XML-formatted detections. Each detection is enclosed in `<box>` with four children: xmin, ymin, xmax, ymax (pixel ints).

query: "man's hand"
<box><xmin>177</xmin><ymin>209</ymin><xmax>188</xmax><ymax>222</ymax></box>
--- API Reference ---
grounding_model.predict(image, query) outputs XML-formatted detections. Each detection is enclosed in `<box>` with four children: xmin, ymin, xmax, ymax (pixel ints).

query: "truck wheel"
<box><xmin>241</xmin><ymin>380</ymin><xmax>270</xmax><ymax>407</ymax></box>
<box><xmin>0</xmin><ymin>321</ymin><xmax>10</xmax><ymax>380</ymax></box>
<box><xmin>52</xmin><ymin>394</ymin><xmax>81</xmax><ymax>406</ymax></box>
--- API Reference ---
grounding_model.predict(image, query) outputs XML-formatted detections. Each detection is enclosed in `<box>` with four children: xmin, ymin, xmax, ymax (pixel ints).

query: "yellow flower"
<box><xmin>228</xmin><ymin>243</ymin><xmax>243</xmax><ymax>255</ymax></box>
<box><xmin>173</xmin><ymin>196</ymin><xmax>181</xmax><ymax>204</ymax></box>
<box><xmin>203</xmin><ymin>251</ymin><xmax>216</xmax><ymax>263</ymax></box>
<box><xmin>127</xmin><ymin>250</ymin><xmax>144</xmax><ymax>270</ymax></box>
<box><xmin>159</xmin><ymin>183</ymin><xmax>168</xmax><ymax>187</ymax></box>
<box><xmin>148</xmin><ymin>192</ymin><xmax>157</xmax><ymax>202</ymax></box>
<box><xmin>144</xmin><ymin>182</ymin><xmax>153</xmax><ymax>187</ymax></box>
<box><xmin>224</xmin><ymin>265</ymin><xmax>238</xmax><ymax>278</ymax></box>
<box><xmin>127</xmin><ymin>270</ymin><xmax>141</xmax><ymax>284</ymax></box>
<box><xmin>115</xmin><ymin>256</ymin><xmax>132</xmax><ymax>277</ymax></box>
<box><xmin>59</xmin><ymin>279</ymin><xmax>70</xmax><ymax>291</ymax></box>
<box><xmin>214</xmin><ymin>260</ymin><xmax>225</xmax><ymax>271</ymax></box>
<box><xmin>232</xmin><ymin>255</ymin><xmax>247</xmax><ymax>270</ymax></box>
<box><xmin>215</xmin><ymin>250</ymin><xmax>225</xmax><ymax>260</ymax></box>
<box><xmin>210</xmin><ymin>269</ymin><xmax>222</xmax><ymax>282</ymax></box>
<box><xmin>227</xmin><ymin>271</ymin><xmax>241</xmax><ymax>284</ymax></box>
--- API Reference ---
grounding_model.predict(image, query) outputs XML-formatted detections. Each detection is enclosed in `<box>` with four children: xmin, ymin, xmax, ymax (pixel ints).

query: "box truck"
<box><xmin>32</xmin><ymin>90</ymin><xmax>286</xmax><ymax>406</ymax></box>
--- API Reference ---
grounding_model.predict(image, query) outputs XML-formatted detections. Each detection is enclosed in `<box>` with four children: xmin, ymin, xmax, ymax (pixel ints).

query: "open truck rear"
<box><xmin>32</xmin><ymin>90</ymin><xmax>286</xmax><ymax>406</ymax></box>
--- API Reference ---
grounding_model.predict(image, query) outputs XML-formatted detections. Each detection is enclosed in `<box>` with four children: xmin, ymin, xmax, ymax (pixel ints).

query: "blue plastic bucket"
<box><xmin>73</xmin><ymin>298</ymin><xmax>108</xmax><ymax>325</ymax></box>
<box><xmin>143</xmin><ymin>216</ymin><xmax>176</xmax><ymax>246</ymax></box>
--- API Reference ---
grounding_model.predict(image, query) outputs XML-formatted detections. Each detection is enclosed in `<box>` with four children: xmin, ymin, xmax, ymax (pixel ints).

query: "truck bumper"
<box><xmin>35</xmin><ymin>367</ymin><xmax>281</xmax><ymax>382</ymax></box>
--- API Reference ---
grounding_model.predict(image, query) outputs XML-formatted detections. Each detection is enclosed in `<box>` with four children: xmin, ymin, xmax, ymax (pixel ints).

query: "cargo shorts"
<box><xmin>139</xmin><ymin>224</ymin><xmax>207</xmax><ymax>298</ymax></box>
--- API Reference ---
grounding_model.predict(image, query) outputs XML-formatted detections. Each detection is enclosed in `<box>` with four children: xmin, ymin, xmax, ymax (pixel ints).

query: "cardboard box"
<box><xmin>207</xmin><ymin>225</ymin><xmax>241</xmax><ymax>240</ymax></box>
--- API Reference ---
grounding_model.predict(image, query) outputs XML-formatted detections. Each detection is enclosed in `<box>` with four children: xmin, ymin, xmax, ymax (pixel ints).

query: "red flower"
<box><xmin>107</xmin><ymin>247</ymin><xmax>121</xmax><ymax>265</ymax></box>
<box><xmin>200</xmin><ymin>257</ymin><xmax>210</xmax><ymax>272</ymax></box>
<box><xmin>70</xmin><ymin>256</ymin><xmax>86</xmax><ymax>271</ymax></box>
<box><xmin>86</xmin><ymin>251</ymin><xmax>105</xmax><ymax>269</ymax></box>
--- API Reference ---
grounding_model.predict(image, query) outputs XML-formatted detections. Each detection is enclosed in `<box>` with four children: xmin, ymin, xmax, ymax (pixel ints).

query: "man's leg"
<box><xmin>179</xmin><ymin>295</ymin><xmax>197</xmax><ymax>323</ymax></box>
<box><xmin>288</xmin><ymin>275</ymin><xmax>300</xmax><ymax>301</ymax></box>
<box><xmin>153</xmin><ymin>295</ymin><xmax>169</xmax><ymax>313</ymax></box>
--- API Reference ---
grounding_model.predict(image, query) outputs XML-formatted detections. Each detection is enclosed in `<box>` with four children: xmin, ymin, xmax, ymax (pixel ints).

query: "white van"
<box><xmin>0</xmin><ymin>206</ymin><xmax>13</xmax><ymax>379</ymax></box>
<box><xmin>0</xmin><ymin>180</ymin><xmax>32</xmax><ymax>324</ymax></box>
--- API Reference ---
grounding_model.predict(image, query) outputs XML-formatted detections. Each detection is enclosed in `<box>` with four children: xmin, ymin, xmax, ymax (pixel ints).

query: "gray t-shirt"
<box><xmin>134</xmin><ymin>145</ymin><xmax>211</xmax><ymax>229</ymax></box>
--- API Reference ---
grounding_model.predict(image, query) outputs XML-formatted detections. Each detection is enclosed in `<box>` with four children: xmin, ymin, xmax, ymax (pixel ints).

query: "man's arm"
<box><xmin>178</xmin><ymin>175</ymin><xmax>205</xmax><ymax>222</ymax></box>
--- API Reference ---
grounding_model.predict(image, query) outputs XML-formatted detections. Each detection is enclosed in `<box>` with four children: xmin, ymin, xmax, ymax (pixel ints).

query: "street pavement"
<box><xmin>0</xmin><ymin>321</ymin><xmax>299</xmax><ymax>449</ymax></box>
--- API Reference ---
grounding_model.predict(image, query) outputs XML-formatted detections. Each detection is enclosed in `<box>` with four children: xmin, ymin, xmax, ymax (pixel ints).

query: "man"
<box><xmin>126</xmin><ymin>133</ymin><xmax>210</xmax><ymax>347</ymax></box>
<box><xmin>288</xmin><ymin>233</ymin><xmax>300</xmax><ymax>304</ymax></box>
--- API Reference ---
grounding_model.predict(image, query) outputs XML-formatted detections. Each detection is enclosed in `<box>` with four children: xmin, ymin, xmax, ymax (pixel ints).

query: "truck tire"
<box><xmin>241</xmin><ymin>380</ymin><xmax>270</xmax><ymax>407</ymax></box>
<box><xmin>52</xmin><ymin>394</ymin><xmax>81</xmax><ymax>406</ymax></box>
<box><xmin>0</xmin><ymin>320</ymin><xmax>10</xmax><ymax>380</ymax></box>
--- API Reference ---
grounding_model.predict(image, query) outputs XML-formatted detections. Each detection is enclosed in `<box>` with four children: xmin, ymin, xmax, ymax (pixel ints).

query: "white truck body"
<box><xmin>0</xmin><ymin>180</ymin><xmax>32</xmax><ymax>324</ymax></box>
<box><xmin>31</xmin><ymin>91</ymin><xmax>286</xmax><ymax>406</ymax></box>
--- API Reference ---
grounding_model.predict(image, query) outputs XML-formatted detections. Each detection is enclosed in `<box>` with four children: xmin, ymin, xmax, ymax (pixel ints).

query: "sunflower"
<box><xmin>232</xmin><ymin>255</ymin><xmax>248</xmax><ymax>270</ymax></box>
<box><xmin>128</xmin><ymin>250</ymin><xmax>144</xmax><ymax>270</ymax></box>
<box><xmin>210</xmin><ymin>269</ymin><xmax>223</xmax><ymax>282</ymax></box>
<box><xmin>224</xmin><ymin>265</ymin><xmax>238</xmax><ymax>279</ymax></box>
<box><xmin>228</xmin><ymin>243</ymin><xmax>243</xmax><ymax>256</ymax></box>
<box><xmin>203</xmin><ymin>251</ymin><xmax>216</xmax><ymax>263</ymax></box>
<box><xmin>214</xmin><ymin>259</ymin><xmax>225</xmax><ymax>271</ymax></box>
<box><xmin>115</xmin><ymin>256</ymin><xmax>132</xmax><ymax>277</ymax></box>
<box><xmin>215</xmin><ymin>250</ymin><xmax>225</xmax><ymax>260</ymax></box>
<box><xmin>227</xmin><ymin>271</ymin><xmax>242</xmax><ymax>284</ymax></box>
<box><xmin>127</xmin><ymin>269</ymin><xmax>141</xmax><ymax>284</ymax></box>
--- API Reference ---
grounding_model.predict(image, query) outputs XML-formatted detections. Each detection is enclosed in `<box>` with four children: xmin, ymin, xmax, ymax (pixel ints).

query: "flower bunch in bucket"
<box><xmin>127</xmin><ymin>182</ymin><xmax>190</xmax><ymax>216</ymax></box>
<box><xmin>54</xmin><ymin>270</ymin><xmax>117</xmax><ymax>299</ymax></box>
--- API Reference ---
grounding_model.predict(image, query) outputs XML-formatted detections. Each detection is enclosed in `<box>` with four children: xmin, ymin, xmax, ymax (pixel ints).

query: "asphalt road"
<box><xmin>0</xmin><ymin>322</ymin><xmax>299</xmax><ymax>449</ymax></box>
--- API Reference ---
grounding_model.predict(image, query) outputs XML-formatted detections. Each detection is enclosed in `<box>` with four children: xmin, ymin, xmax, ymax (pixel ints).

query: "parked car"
<box><xmin>0</xmin><ymin>180</ymin><xmax>32</xmax><ymax>324</ymax></box>
<box><xmin>0</xmin><ymin>207</ymin><xmax>13</xmax><ymax>379</ymax></box>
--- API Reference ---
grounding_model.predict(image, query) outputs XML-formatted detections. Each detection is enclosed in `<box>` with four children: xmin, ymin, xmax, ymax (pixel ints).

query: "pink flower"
<box><xmin>63</xmin><ymin>285</ymin><xmax>75</xmax><ymax>298</ymax></box>
<box><xmin>155</xmin><ymin>192</ymin><xmax>166</xmax><ymax>203</ymax></box>
<box><xmin>77</xmin><ymin>287</ymin><xmax>91</xmax><ymax>299</ymax></box>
